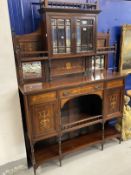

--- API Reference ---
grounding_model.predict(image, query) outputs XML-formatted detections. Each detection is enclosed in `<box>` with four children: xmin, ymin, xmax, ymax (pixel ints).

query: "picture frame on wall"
<box><xmin>120</xmin><ymin>25</ymin><xmax>131</xmax><ymax>74</ymax></box>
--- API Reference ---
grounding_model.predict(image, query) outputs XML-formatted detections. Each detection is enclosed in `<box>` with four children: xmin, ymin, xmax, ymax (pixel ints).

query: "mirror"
<box><xmin>22</xmin><ymin>62</ymin><xmax>42</xmax><ymax>80</ymax></box>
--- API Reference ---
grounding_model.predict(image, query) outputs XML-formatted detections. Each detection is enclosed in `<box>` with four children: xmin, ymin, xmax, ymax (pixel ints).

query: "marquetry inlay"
<box><xmin>66</xmin><ymin>62</ymin><xmax>72</xmax><ymax>70</ymax></box>
<box><xmin>38</xmin><ymin>110</ymin><xmax>51</xmax><ymax>130</ymax></box>
<box><xmin>109</xmin><ymin>95</ymin><xmax>117</xmax><ymax>110</ymax></box>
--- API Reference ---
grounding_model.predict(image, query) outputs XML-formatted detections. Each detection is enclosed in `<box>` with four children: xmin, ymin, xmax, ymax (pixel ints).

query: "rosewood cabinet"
<box><xmin>13</xmin><ymin>0</ymin><xmax>126</xmax><ymax>174</ymax></box>
<box><xmin>19</xmin><ymin>74</ymin><xmax>125</xmax><ymax>174</ymax></box>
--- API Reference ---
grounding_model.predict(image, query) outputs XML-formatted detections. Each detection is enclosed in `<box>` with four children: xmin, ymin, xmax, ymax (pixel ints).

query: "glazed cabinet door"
<box><xmin>31</xmin><ymin>101</ymin><xmax>59</xmax><ymax>141</ymax></box>
<box><xmin>75</xmin><ymin>16</ymin><xmax>96</xmax><ymax>54</ymax></box>
<box><xmin>47</xmin><ymin>14</ymin><xmax>97</xmax><ymax>57</ymax></box>
<box><xmin>104</xmin><ymin>88</ymin><xmax>123</xmax><ymax>120</ymax></box>
<box><xmin>48</xmin><ymin>15</ymin><xmax>72</xmax><ymax>57</ymax></box>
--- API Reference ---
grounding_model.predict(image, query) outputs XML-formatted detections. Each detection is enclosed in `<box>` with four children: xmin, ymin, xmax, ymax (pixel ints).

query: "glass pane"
<box><xmin>92</xmin><ymin>56</ymin><xmax>95</xmax><ymax>70</ymax></box>
<box><xmin>51</xmin><ymin>19</ymin><xmax>56</xmax><ymax>26</ymax></box>
<box><xmin>22</xmin><ymin>62</ymin><xmax>42</xmax><ymax>80</ymax></box>
<box><xmin>77</xmin><ymin>47</ymin><xmax>81</xmax><ymax>53</ymax></box>
<box><xmin>58</xmin><ymin>26</ymin><xmax>65</xmax><ymax>53</ymax></box>
<box><xmin>51</xmin><ymin>18</ymin><xmax>71</xmax><ymax>54</ymax></box>
<box><xmin>81</xmin><ymin>20</ymin><xmax>88</xmax><ymax>25</ymax></box>
<box><xmin>52</xmin><ymin>26</ymin><xmax>57</xmax><ymax>47</ymax></box>
<box><xmin>66</xmin><ymin>19</ymin><xmax>71</xmax><ymax>26</ymax></box>
<box><xmin>57</xmin><ymin>19</ymin><xmax>64</xmax><ymax>25</ymax></box>
<box><xmin>76</xmin><ymin>19</ymin><xmax>94</xmax><ymax>53</ymax></box>
<box><xmin>53</xmin><ymin>48</ymin><xmax>58</xmax><ymax>54</ymax></box>
<box><xmin>81</xmin><ymin>27</ymin><xmax>88</xmax><ymax>46</ymax></box>
<box><xmin>58</xmin><ymin>47</ymin><xmax>65</xmax><ymax>53</ymax></box>
<box><xmin>88</xmin><ymin>28</ymin><xmax>93</xmax><ymax>49</ymax></box>
<box><xmin>76</xmin><ymin>23</ymin><xmax>81</xmax><ymax>47</ymax></box>
<box><xmin>66</xmin><ymin>48</ymin><xmax>71</xmax><ymax>53</ymax></box>
<box><xmin>66</xmin><ymin>26</ymin><xmax>71</xmax><ymax>48</ymax></box>
<box><xmin>95</xmin><ymin>55</ymin><xmax>104</xmax><ymax>70</ymax></box>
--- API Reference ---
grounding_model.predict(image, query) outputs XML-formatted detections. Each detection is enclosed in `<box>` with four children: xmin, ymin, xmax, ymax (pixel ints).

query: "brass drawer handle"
<box><xmin>95</xmin><ymin>85</ymin><xmax>102</xmax><ymax>89</ymax></box>
<box><xmin>63</xmin><ymin>91</ymin><xmax>69</xmax><ymax>96</ymax></box>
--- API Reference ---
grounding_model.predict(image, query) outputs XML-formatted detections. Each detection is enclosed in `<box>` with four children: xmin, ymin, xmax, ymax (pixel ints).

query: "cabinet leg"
<box><xmin>30</xmin><ymin>143</ymin><xmax>37</xmax><ymax>175</ymax></box>
<box><xmin>58</xmin><ymin>136</ymin><xmax>62</xmax><ymax>167</ymax></box>
<box><xmin>101</xmin><ymin>143</ymin><xmax>104</xmax><ymax>151</ymax></box>
<box><xmin>119</xmin><ymin>137</ymin><xmax>122</xmax><ymax>144</ymax></box>
<box><xmin>33</xmin><ymin>166</ymin><xmax>37</xmax><ymax>175</ymax></box>
<box><xmin>101</xmin><ymin>122</ymin><xmax>104</xmax><ymax>151</ymax></box>
<box><xmin>119</xmin><ymin>117</ymin><xmax>123</xmax><ymax>144</ymax></box>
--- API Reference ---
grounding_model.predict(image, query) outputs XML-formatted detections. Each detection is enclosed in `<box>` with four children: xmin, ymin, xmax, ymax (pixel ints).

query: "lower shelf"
<box><xmin>34</xmin><ymin>127</ymin><xmax>120</xmax><ymax>166</ymax></box>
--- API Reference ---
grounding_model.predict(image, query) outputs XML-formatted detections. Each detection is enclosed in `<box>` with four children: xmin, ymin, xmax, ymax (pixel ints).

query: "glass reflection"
<box><xmin>95</xmin><ymin>55</ymin><xmax>104</xmax><ymax>70</ymax></box>
<box><xmin>76</xmin><ymin>19</ymin><xmax>94</xmax><ymax>52</ymax></box>
<box><xmin>22</xmin><ymin>62</ymin><xmax>42</xmax><ymax>80</ymax></box>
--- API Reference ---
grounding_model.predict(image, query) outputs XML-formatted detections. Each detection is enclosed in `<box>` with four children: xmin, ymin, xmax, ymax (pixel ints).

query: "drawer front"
<box><xmin>60</xmin><ymin>83</ymin><xmax>103</xmax><ymax>98</ymax></box>
<box><xmin>51</xmin><ymin>58</ymin><xmax>85</xmax><ymax>77</ymax></box>
<box><xmin>29</xmin><ymin>92</ymin><xmax>56</xmax><ymax>105</ymax></box>
<box><xmin>106</xmin><ymin>79</ymin><xmax>123</xmax><ymax>89</ymax></box>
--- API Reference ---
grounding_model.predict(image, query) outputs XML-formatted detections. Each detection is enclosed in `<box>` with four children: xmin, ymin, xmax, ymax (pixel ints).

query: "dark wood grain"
<box><xmin>12</xmin><ymin>2</ymin><xmax>126</xmax><ymax>173</ymax></box>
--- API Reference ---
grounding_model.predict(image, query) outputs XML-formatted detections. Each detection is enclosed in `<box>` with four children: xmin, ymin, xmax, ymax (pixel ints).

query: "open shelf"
<box><xmin>105</xmin><ymin>126</ymin><xmax>120</xmax><ymax>140</ymax></box>
<box><xmin>34</xmin><ymin>127</ymin><xmax>120</xmax><ymax>166</ymax></box>
<box><xmin>21</xmin><ymin>56</ymin><xmax>48</xmax><ymax>62</ymax></box>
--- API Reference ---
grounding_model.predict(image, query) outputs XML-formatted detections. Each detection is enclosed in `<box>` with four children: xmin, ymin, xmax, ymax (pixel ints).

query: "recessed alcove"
<box><xmin>61</xmin><ymin>94</ymin><xmax>103</xmax><ymax>139</ymax></box>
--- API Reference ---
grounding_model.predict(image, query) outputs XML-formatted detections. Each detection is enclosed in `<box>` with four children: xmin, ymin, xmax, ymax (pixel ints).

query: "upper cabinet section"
<box><xmin>46</xmin><ymin>14</ymin><xmax>97</xmax><ymax>58</ymax></box>
<box><xmin>40</xmin><ymin>0</ymin><xmax>100</xmax><ymax>58</ymax></box>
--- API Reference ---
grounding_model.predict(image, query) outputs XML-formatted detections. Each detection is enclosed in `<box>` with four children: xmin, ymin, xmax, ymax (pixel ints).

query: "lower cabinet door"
<box><xmin>31</xmin><ymin>101</ymin><xmax>59</xmax><ymax>140</ymax></box>
<box><xmin>104</xmin><ymin>88</ymin><xmax>123</xmax><ymax>120</ymax></box>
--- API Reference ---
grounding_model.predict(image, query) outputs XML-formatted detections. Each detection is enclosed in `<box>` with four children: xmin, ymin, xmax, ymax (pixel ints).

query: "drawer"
<box><xmin>106</xmin><ymin>79</ymin><xmax>123</xmax><ymax>89</ymax></box>
<box><xmin>29</xmin><ymin>92</ymin><xmax>56</xmax><ymax>105</ymax></box>
<box><xmin>60</xmin><ymin>83</ymin><xmax>103</xmax><ymax>98</ymax></box>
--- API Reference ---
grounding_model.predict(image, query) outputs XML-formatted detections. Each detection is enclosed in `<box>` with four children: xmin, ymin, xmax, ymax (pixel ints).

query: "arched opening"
<box><xmin>61</xmin><ymin>94</ymin><xmax>102</xmax><ymax>133</ymax></box>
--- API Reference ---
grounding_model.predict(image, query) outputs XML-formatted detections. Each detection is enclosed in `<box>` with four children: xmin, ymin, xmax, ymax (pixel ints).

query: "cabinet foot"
<box><xmin>119</xmin><ymin>138</ymin><xmax>122</xmax><ymax>144</ymax></box>
<box><xmin>101</xmin><ymin>143</ymin><xmax>104</xmax><ymax>151</ymax></box>
<box><xmin>33</xmin><ymin>167</ymin><xmax>37</xmax><ymax>175</ymax></box>
<box><xmin>59</xmin><ymin>159</ymin><xmax>62</xmax><ymax>167</ymax></box>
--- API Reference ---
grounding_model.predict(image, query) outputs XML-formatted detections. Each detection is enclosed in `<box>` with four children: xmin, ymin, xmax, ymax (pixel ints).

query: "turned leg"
<box><xmin>101</xmin><ymin>122</ymin><xmax>105</xmax><ymax>151</ymax></box>
<box><xmin>30</xmin><ymin>143</ymin><xmax>37</xmax><ymax>175</ymax></box>
<box><xmin>58</xmin><ymin>135</ymin><xmax>62</xmax><ymax>167</ymax></box>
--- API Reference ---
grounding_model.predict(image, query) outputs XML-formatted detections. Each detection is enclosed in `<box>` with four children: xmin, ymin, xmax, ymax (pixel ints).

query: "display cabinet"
<box><xmin>13</xmin><ymin>1</ymin><xmax>126</xmax><ymax>174</ymax></box>
<box><xmin>47</xmin><ymin>14</ymin><xmax>97</xmax><ymax>57</ymax></box>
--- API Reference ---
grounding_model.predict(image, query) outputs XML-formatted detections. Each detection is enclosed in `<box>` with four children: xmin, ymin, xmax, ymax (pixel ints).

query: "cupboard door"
<box><xmin>104</xmin><ymin>88</ymin><xmax>123</xmax><ymax>120</ymax></box>
<box><xmin>75</xmin><ymin>16</ymin><xmax>96</xmax><ymax>53</ymax></box>
<box><xmin>50</xmin><ymin>17</ymin><xmax>72</xmax><ymax>55</ymax></box>
<box><xmin>31</xmin><ymin>102</ymin><xmax>59</xmax><ymax>141</ymax></box>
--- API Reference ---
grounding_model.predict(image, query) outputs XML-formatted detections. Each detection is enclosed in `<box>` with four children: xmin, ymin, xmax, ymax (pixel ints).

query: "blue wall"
<box><xmin>8</xmin><ymin>0</ymin><xmax>131</xmax><ymax>89</ymax></box>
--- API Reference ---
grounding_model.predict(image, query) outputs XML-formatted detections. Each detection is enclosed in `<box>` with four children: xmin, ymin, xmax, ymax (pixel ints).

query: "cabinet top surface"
<box><xmin>19</xmin><ymin>70</ymin><xmax>126</xmax><ymax>95</ymax></box>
